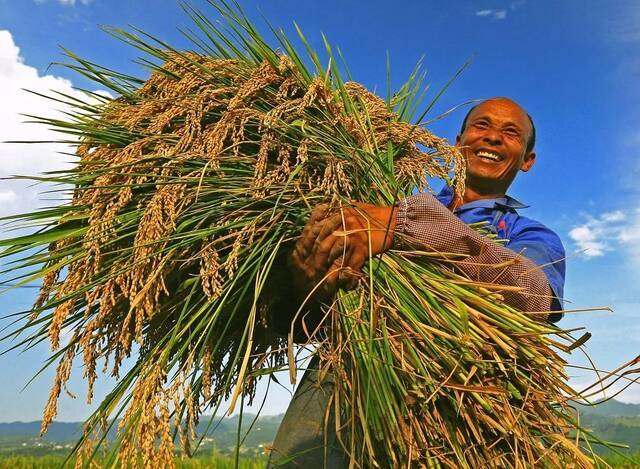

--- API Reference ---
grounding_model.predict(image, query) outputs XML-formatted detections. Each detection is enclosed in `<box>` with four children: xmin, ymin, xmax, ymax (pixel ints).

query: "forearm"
<box><xmin>395</xmin><ymin>193</ymin><xmax>554</xmax><ymax>318</ymax></box>
<box><xmin>267</xmin><ymin>250</ymin><xmax>326</xmax><ymax>340</ymax></box>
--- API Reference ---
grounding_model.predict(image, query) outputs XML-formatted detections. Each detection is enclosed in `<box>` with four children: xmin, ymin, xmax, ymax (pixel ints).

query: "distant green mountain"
<box><xmin>2</xmin><ymin>400</ymin><xmax>640</xmax><ymax>456</ymax></box>
<box><xmin>0</xmin><ymin>421</ymin><xmax>82</xmax><ymax>440</ymax></box>
<box><xmin>577</xmin><ymin>399</ymin><xmax>640</xmax><ymax>418</ymax></box>
<box><xmin>0</xmin><ymin>414</ymin><xmax>284</xmax><ymax>457</ymax></box>
<box><xmin>566</xmin><ymin>400</ymin><xmax>640</xmax><ymax>454</ymax></box>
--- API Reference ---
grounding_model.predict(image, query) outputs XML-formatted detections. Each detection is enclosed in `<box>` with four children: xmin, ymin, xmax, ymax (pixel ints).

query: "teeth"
<box><xmin>477</xmin><ymin>151</ymin><xmax>500</xmax><ymax>161</ymax></box>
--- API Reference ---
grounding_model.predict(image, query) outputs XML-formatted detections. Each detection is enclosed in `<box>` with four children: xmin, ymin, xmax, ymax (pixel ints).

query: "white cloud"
<box><xmin>601</xmin><ymin>210</ymin><xmax>625</xmax><ymax>222</ymax></box>
<box><xmin>494</xmin><ymin>9</ymin><xmax>507</xmax><ymax>20</ymax></box>
<box><xmin>510</xmin><ymin>0</ymin><xmax>526</xmax><ymax>10</ymax></box>
<box><xmin>475</xmin><ymin>8</ymin><xmax>508</xmax><ymax>20</ymax></box>
<box><xmin>569</xmin><ymin>209</ymin><xmax>640</xmax><ymax>264</ymax></box>
<box><xmin>0</xmin><ymin>30</ymin><xmax>107</xmax><ymax>220</ymax></box>
<box><xmin>569</xmin><ymin>225</ymin><xmax>606</xmax><ymax>257</ymax></box>
<box><xmin>59</xmin><ymin>0</ymin><xmax>92</xmax><ymax>5</ymax></box>
<box><xmin>618</xmin><ymin>208</ymin><xmax>640</xmax><ymax>263</ymax></box>
<box><xmin>34</xmin><ymin>0</ymin><xmax>92</xmax><ymax>5</ymax></box>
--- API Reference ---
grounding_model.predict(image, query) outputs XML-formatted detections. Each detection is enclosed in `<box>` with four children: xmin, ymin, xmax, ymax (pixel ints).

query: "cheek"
<box><xmin>460</xmin><ymin>131</ymin><xmax>480</xmax><ymax>146</ymax></box>
<box><xmin>500</xmin><ymin>158</ymin><xmax>524</xmax><ymax>178</ymax></box>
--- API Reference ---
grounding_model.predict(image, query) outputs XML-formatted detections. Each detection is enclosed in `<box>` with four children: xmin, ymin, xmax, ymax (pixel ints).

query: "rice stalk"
<box><xmin>0</xmin><ymin>1</ymin><xmax>635</xmax><ymax>467</ymax></box>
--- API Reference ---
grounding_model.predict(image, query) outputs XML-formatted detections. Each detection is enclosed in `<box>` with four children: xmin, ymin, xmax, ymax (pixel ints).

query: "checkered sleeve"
<box><xmin>395</xmin><ymin>193</ymin><xmax>554</xmax><ymax>319</ymax></box>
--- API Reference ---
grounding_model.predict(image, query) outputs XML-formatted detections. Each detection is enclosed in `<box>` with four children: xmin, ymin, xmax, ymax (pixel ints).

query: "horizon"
<box><xmin>1</xmin><ymin>396</ymin><xmax>638</xmax><ymax>424</ymax></box>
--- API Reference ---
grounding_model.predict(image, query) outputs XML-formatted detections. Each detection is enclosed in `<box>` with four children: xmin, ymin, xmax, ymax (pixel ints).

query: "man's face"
<box><xmin>456</xmin><ymin>98</ymin><xmax>536</xmax><ymax>195</ymax></box>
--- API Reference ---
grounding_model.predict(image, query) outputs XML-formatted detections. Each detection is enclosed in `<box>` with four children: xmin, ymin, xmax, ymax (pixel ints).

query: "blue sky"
<box><xmin>0</xmin><ymin>0</ymin><xmax>639</xmax><ymax>422</ymax></box>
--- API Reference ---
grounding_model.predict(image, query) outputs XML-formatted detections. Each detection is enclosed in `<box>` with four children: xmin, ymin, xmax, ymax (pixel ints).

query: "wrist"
<box><xmin>374</xmin><ymin>206</ymin><xmax>397</xmax><ymax>252</ymax></box>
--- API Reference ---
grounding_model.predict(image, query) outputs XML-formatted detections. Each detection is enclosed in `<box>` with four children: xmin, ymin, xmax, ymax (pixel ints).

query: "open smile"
<box><xmin>474</xmin><ymin>149</ymin><xmax>503</xmax><ymax>162</ymax></box>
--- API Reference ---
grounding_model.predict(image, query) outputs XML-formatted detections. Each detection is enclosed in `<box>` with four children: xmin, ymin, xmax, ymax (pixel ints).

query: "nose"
<box><xmin>482</xmin><ymin>129</ymin><xmax>503</xmax><ymax>146</ymax></box>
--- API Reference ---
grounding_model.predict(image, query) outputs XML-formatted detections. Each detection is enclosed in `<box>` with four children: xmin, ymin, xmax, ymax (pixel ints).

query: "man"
<box><xmin>268</xmin><ymin>97</ymin><xmax>566</xmax><ymax>467</ymax></box>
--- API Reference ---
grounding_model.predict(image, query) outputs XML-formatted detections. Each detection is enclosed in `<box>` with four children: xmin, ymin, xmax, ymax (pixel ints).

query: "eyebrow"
<box><xmin>472</xmin><ymin>115</ymin><xmax>523</xmax><ymax>130</ymax></box>
<box><xmin>502</xmin><ymin>121</ymin><xmax>523</xmax><ymax>131</ymax></box>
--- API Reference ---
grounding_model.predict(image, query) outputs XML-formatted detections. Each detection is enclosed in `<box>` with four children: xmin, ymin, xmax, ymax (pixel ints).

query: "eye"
<box><xmin>473</xmin><ymin>120</ymin><xmax>489</xmax><ymax>129</ymax></box>
<box><xmin>504</xmin><ymin>127</ymin><xmax>520</xmax><ymax>137</ymax></box>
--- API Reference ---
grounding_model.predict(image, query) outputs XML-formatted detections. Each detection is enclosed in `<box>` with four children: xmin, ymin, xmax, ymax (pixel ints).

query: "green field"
<box><xmin>0</xmin><ymin>452</ymin><xmax>638</xmax><ymax>468</ymax></box>
<box><xmin>602</xmin><ymin>452</ymin><xmax>640</xmax><ymax>468</ymax></box>
<box><xmin>0</xmin><ymin>453</ymin><xmax>267</xmax><ymax>468</ymax></box>
<box><xmin>2</xmin><ymin>400</ymin><xmax>640</xmax><ymax>467</ymax></box>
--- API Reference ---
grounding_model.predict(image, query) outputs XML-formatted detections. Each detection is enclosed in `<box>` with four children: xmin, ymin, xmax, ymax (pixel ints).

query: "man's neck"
<box><xmin>448</xmin><ymin>185</ymin><xmax>506</xmax><ymax>211</ymax></box>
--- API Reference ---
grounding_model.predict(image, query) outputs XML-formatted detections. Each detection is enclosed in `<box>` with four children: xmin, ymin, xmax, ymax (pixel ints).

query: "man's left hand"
<box><xmin>289</xmin><ymin>202</ymin><xmax>398</xmax><ymax>299</ymax></box>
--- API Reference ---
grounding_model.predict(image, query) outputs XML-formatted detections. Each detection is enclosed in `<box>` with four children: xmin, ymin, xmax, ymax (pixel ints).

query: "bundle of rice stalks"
<box><xmin>0</xmin><ymin>1</ymin><xmax>628</xmax><ymax>467</ymax></box>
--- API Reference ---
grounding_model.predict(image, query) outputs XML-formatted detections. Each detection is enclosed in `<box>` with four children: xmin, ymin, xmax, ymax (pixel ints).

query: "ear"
<box><xmin>520</xmin><ymin>151</ymin><xmax>536</xmax><ymax>172</ymax></box>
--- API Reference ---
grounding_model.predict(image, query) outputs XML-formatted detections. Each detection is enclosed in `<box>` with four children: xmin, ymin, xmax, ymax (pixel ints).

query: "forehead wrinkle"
<box><xmin>470</xmin><ymin>106</ymin><xmax>529</xmax><ymax>134</ymax></box>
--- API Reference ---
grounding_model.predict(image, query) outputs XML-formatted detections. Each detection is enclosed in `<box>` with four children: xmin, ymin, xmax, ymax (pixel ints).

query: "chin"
<box><xmin>465</xmin><ymin>173</ymin><xmax>509</xmax><ymax>194</ymax></box>
<box><xmin>466</xmin><ymin>168</ymin><xmax>499</xmax><ymax>183</ymax></box>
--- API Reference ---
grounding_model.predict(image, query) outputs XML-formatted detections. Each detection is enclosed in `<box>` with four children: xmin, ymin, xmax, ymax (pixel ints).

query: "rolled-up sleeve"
<box><xmin>395</xmin><ymin>193</ymin><xmax>563</xmax><ymax>321</ymax></box>
<box><xmin>506</xmin><ymin>222</ymin><xmax>566</xmax><ymax>322</ymax></box>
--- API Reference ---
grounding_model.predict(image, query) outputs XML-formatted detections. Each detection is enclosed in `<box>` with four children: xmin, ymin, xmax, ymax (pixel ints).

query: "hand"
<box><xmin>289</xmin><ymin>202</ymin><xmax>397</xmax><ymax>302</ymax></box>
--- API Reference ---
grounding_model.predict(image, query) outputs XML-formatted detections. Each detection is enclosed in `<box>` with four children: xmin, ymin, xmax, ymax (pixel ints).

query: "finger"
<box><xmin>327</xmin><ymin>237</ymin><xmax>347</xmax><ymax>267</ymax></box>
<box><xmin>309</xmin><ymin>214</ymin><xmax>344</xmax><ymax>262</ymax></box>
<box><xmin>308</xmin><ymin>204</ymin><xmax>330</xmax><ymax>224</ymax></box>
<box><xmin>344</xmin><ymin>248</ymin><xmax>368</xmax><ymax>272</ymax></box>
<box><xmin>313</xmin><ymin>232</ymin><xmax>343</xmax><ymax>272</ymax></box>
<box><xmin>296</xmin><ymin>217</ymin><xmax>327</xmax><ymax>259</ymax></box>
<box><xmin>315</xmin><ymin>213</ymin><xmax>344</xmax><ymax>245</ymax></box>
<box><xmin>338</xmin><ymin>267</ymin><xmax>361</xmax><ymax>291</ymax></box>
<box><xmin>324</xmin><ymin>253</ymin><xmax>348</xmax><ymax>293</ymax></box>
<box><xmin>296</xmin><ymin>204</ymin><xmax>332</xmax><ymax>255</ymax></box>
<box><xmin>295</xmin><ymin>231</ymin><xmax>315</xmax><ymax>259</ymax></box>
<box><xmin>297</xmin><ymin>211</ymin><xmax>341</xmax><ymax>261</ymax></box>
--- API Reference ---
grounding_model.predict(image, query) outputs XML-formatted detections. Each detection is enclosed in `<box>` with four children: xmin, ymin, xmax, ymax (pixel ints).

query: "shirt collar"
<box><xmin>435</xmin><ymin>185</ymin><xmax>530</xmax><ymax>212</ymax></box>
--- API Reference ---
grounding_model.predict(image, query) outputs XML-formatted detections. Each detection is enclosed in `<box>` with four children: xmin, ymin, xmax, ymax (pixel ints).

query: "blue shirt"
<box><xmin>435</xmin><ymin>185</ymin><xmax>566</xmax><ymax>322</ymax></box>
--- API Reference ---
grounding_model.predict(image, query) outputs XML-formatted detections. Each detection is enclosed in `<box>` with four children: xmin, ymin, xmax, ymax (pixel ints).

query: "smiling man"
<box><xmin>289</xmin><ymin>97</ymin><xmax>565</xmax><ymax>318</ymax></box>
<box><xmin>268</xmin><ymin>97</ymin><xmax>566</xmax><ymax>467</ymax></box>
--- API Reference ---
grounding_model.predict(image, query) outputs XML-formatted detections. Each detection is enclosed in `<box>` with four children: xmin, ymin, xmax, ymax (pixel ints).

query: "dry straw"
<box><xmin>1</xmin><ymin>1</ymin><xmax>636</xmax><ymax>467</ymax></box>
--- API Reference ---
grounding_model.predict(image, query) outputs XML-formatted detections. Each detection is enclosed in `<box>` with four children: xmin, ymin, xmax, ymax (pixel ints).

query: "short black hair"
<box><xmin>459</xmin><ymin>102</ymin><xmax>536</xmax><ymax>153</ymax></box>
